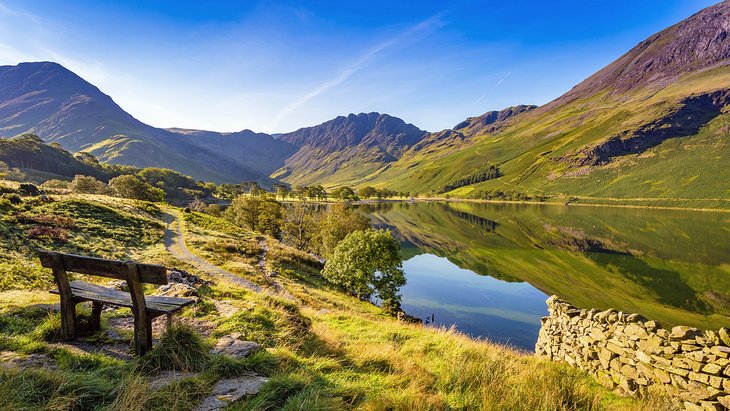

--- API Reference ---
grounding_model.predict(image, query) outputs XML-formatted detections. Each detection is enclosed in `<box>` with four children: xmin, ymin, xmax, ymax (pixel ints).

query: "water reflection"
<box><xmin>359</xmin><ymin>202</ymin><xmax>730</xmax><ymax>348</ymax></box>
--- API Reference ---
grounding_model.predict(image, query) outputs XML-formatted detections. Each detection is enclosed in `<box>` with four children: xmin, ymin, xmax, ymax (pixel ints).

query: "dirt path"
<box><xmin>164</xmin><ymin>211</ymin><xmax>262</xmax><ymax>293</ymax></box>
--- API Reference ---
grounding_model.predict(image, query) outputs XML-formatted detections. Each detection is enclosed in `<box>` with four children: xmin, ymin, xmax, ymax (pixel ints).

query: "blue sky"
<box><xmin>0</xmin><ymin>0</ymin><xmax>719</xmax><ymax>133</ymax></box>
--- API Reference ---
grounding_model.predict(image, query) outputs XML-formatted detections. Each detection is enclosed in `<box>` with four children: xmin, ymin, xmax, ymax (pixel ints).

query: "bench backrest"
<box><xmin>38</xmin><ymin>251</ymin><xmax>168</xmax><ymax>285</ymax></box>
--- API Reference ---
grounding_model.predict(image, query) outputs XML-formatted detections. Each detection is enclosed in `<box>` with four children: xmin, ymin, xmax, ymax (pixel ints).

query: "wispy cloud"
<box><xmin>269</xmin><ymin>11</ymin><xmax>448</xmax><ymax>131</ymax></box>
<box><xmin>472</xmin><ymin>71</ymin><xmax>511</xmax><ymax>105</ymax></box>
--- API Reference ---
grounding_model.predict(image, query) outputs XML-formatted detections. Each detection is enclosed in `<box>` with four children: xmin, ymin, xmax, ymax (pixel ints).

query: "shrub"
<box><xmin>70</xmin><ymin>175</ymin><xmax>107</xmax><ymax>194</ymax></box>
<box><xmin>108</xmin><ymin>175</ymin><xmax>165</xmax><ymax>202</ymax></box>
<box><xmin>3</xmin><ymin>193</ymin><xmax>21</xmax><ymax>205</ymax></box>
<box><xmin>26</xmin><ymin>226</ymin><xmax>69</xmax><ymax>243</ymax></box>
<box><xmin>18</xmin><ymin>183</ymin><xmax>40</xmax><ymax>196</ymax></box>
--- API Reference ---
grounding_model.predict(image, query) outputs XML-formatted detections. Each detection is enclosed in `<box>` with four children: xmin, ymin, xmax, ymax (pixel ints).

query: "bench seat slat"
<box><xmin>50</xmin><ymin>281</ymin><xmax>195</xmax><ymax>314</ymax></box>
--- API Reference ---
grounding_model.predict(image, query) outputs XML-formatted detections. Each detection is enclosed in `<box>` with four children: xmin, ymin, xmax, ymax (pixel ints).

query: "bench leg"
<box><xmin>133</xmin><ymin>313</ymin><xmax>154</xmax><ymax>356</ymax></box>
<box><xmin>90</xmin><ymin>302</ymin><xmax>102</xmax><ymax>331</ymax></box>
<box><xmin>60</xmin><ymin>301</ymin><xmax>77</xmax><ymax>341</ymax></box>
<box><xmin>166</xmin><ymin>313</ymin><xmax>173</xmax><ymax>332</ymax></box>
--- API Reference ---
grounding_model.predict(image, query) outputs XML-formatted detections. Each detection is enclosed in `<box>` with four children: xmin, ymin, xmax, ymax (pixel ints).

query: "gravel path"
<box><xmin>164</xmin><ymin>211</ymin><xmax>262</xmax><ymax>292</ymax></box>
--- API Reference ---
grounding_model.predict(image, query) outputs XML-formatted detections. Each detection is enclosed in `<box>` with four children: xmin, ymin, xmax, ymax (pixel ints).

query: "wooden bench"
<box><xmin>39</xmin><ymin>251</ymin><xmax>195</xmax><ymax>355</ymax></box>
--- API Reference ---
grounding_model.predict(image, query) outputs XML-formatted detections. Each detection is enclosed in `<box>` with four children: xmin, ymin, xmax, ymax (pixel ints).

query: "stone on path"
<box><xmin>212</xmin><ymin>334</ymin><xmax>263</xmax><ymax>359</ymax></box>
<box><xmin>195</xmin><ymin>374</ymin><xmax>268</xmax><ymax>411</ymax></box>
<box><xmin>156</xmin><ymin>283</ymin><xmax>199</xmax><ymax>298</ymax></box>
<box><xmin>149</xmin><ymin>370</ymin><xmax>197</xmax><ymax>390</ymax></box>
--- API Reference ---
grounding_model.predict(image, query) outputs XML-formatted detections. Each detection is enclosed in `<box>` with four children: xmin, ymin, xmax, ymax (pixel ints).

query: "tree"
<box><xmin>314</xmin><ymin>203</ymin><xmax>370</xmax><ymax>258</ymax></box>
<box><xmin>225</xmin><ymin>195</ymin><xmax>261</xmax><ymax>231</ymax></box>
<box><xmin>357</xmin><ymin>186</ymin><xmax>377</xmax><ymax>199</ymax></box>
<box><xmin>108</xmin><ymin>175</ymin><xmax>165</xmax><ymax>201</ymax></box>
<box><xmin>274</xmin><ymin>184</ymin><xmax>290</xmax><ymax>200</ymax></box>
<box><xmin>0</xmin><ymin>161</ymin><xmax>8</xmax><ymax>178</ymax></box>
<box><xmin>282</xmin><ymin>203</ymin><xmax>320</xmax><ymax>250</ymax></box>
<box><xmin>70</xmin><ymin>175</ymin><xmax>107</xmax><ymax>194</ymax></box>
<box><xmin>225</xmin><ymin>194</ymin><xmax>283</xmax><ymax>237</ymax></box>
<box><xmin>322</xmin><ymin>229</ymin><xmax>406</xmax><ymax>315</ymax></box>
<box><xmin>331</xmin><ymin>186</ymin><xmax>358</xmax><ymax>201</ymax></box>
<box><xmin>304</xmin><ymin>185</ymin><xmax>327</xmax><ymax>201</ymax></box>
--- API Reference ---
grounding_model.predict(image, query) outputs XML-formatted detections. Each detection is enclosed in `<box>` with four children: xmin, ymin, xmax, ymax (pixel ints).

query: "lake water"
<box><xmin>358</xmin><ymin>202</ymin><xmax>730</xmax><ymax>351</ymax></box>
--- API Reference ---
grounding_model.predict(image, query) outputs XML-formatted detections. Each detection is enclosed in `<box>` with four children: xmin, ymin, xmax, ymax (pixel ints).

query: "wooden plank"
<box><xmin>49</xmin><ymin>253</ymin><xmax>76</xmax><ymax>340</ymax></box>
<box><xmin>38</xmin><ymin>251</ymin><xmax>168</xmax><ymax>285</ymax></box>
<box><xmin>50</xmin><ymin>281</ymin><xmax>194</xmax><ymax>313</ymax></box>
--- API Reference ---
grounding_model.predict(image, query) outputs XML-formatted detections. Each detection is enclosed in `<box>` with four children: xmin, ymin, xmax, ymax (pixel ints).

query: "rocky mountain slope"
<box><xmin>364</xmin><ymin>1</ymin><xmax>730</xmax><ymax>204</ymax></box>
<box><xmin>272</xmin><ymin>113</ymin><xmax>427</xmax><ymax>186</ymax></box>
<box><xmin>0</xmin><ymin>62</ymin><xmax>289</xmax><ymax>183</ymax></box>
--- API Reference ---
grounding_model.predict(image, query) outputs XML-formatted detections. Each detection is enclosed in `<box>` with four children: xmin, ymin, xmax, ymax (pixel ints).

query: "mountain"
<box><xmin>0</xmin><ymin>62</ymin><xmax>290</xmax><ymax>183</ymax></box>
<box><xmin>363</xmin><ymin>1</ymin><xmax>730</xmax><ymax>205</ymax></box>
<box><xmin>272</xmin><ymin>112</ymin><xmax>428</xmax><ymax>186</ymax></box>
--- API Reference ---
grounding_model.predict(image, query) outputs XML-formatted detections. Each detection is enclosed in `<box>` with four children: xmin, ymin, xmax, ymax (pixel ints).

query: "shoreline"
<box><xmin>285</xmin><ymin>197</ymin><xmax>730</xmax><ymax>213</ymax></box>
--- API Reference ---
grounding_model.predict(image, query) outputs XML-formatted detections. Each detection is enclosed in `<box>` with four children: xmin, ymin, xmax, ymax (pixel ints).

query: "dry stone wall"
<box><xmin>535</xmin><ymin>296</ymin><xmax>730</xmax><ymax>410</ymax></box>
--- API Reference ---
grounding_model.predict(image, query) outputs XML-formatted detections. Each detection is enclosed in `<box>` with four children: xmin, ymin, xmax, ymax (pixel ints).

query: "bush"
<box><xmin>18</xmin><ymin>183</ymin><xmax>40</xmax><ymax>197</ymax></box>
<box><xmin>108</xmin><ymin>175</ymin><xmax>165</xmax><ymax>202</ymax></box>
<box><xmin>3</xmin><ymin>193</ymin><xmax>21</xmax><ymax>205</ymax></box>
<box><xmin>70</xmin><ymin>175</ymin><xmax>107</xmax><ymax>194</ymax></box>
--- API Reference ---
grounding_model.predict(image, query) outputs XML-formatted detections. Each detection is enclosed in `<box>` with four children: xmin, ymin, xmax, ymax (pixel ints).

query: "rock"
<box><xmin>107</xmin><ymin>280</ymin><xmax>128</xmax><ymax>291</ymax></box>
<box><xmin>719</xmin><ymin>328</ymin><xmax>730</xmax><ymax>346</ymax></box>
<box><xmin>149</xmin><ymin>371</ymin><xmax>197</xmax><ymax>390</ymax></box>
<box><xmin>195</xmin><ymin>375</ymin><xmax>268</xmax><ymax>411</ymax></box>
<box><xmin>670</xmin><ymin>326</ymin><xmax>701</xmax><ymax>340</ymax></box>
<box><xmin>0</xmin><ymin>351</ymin><xmax>56</xmax><ymax>370</ymax></box>
<box><xmin>626</xmin><ymin>313</ymin><xmax>646</xmax><ymax>323</ymax></box>
<box><xmin>644</xmin><ymin>320</ymin><xmax>659</xmax><ymax>331</ymax></box>
<box><xmin>701</xmin><ymin>363</ymin><xmax>723</xmax><ymax>376</ymax></box>
<box><xmin>718</xmin><ymin>395</ymin><xmax>730</xmax><ymax>409</ymax></box>
<box><xmin>212</xmin><ymin>334</ymin><xmax>263</xmax><ymax>359</ymax></box>
<box><xmin>156</xmin><ymin>283</ymin><xmax>199</xmax><ymax>298</ymax></box>
<box><xmin>168</xmin><ymin>268</ymin><xmax>212</xmax><ymax>287</ymax></box>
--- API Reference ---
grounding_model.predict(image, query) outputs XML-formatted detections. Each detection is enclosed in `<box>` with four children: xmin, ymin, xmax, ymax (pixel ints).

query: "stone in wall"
<box><xmin>535</xmin><ymin>295</ymin><xmax>730</xmax><ymax>411</ymax></box>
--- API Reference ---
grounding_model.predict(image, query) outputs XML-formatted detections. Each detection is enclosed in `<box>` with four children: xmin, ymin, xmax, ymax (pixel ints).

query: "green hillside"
<box><xmin>364</xmin><ymin>67</ymin><xmax>730</xmax><ymax>207</ymax></box>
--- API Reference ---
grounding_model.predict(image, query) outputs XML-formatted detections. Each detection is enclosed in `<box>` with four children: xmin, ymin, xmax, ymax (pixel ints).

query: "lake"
<box><xmin>358</xmin><ymin>201</ymin><xmax>730</xmax><ymax>351</ymax></box>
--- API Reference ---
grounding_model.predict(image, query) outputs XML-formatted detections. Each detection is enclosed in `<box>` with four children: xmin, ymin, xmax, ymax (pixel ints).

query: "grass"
<box><xmin>345</xmin><ymin>66</ymin><xmax>730</xmax><ymax>210</ymax></box>
<box><xmin>0</xmin><ymin>192</ymin><xmax>676</xmax><ymax>409</ymax></box>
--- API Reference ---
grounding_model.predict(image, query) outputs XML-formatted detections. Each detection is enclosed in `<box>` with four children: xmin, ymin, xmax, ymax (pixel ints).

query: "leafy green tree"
<box><xmin>282</xmin><ymin>203</ymin><xmax>320</xmax><ymax>250</ymax></box>
<box><xmin>331</xmin><ymin>186</ymin><xmax>358</xmax><ymax>201</ymax></box>
<box><xmin>216</xmin><ymin>184</ymin><xmax>240</xmax><ymax>200</ymax></box>
<box><xmin>274</xmin><ymin>184</ymin><xmax>290</xmax><ymax>200</ymax></box>
<box><xmin>305</xmin><ymin>185</ymin><xmax>327</xmax><ymax>201</ymax></box>
<box><xmin>70</xmin><ymin>175</ymin><xmax>107</xmax><ymax>194</ymax></box>
<box><xmin>357</xmin><ymin>186</ymin><xmax>377</xmax><ymax>199</ymax></box>
<box><xmin>0</xmin><ymin>161</ymin><xmax>8</xmax><ymax>178</ymax></box>
<box><xmin>314</xmin><ymin>203</ymin><xmax>370</xmax><ymax>258</ymax></box>
<box><xmin>322</xmin><ymin>229</ymin><xmax>406</xmax><ymax>314</ymax></box>
<box><xmin>108</xmin><ymin>175</ymin><xmax>165</xmax><ymax>201</ymax></box>
<box><xmin>225</xmin><ymin>195</ymin><xmax>283</xmax><ymax>237</ymax></box>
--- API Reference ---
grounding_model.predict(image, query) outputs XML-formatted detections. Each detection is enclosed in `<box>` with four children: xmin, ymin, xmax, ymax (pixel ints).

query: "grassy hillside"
<box><xmin>0</xmin><ymin>189</ymin><xmax>667</xmax><ymax>410</ymax></box>
<box><xmin>363</xmin><ymin>67</ymin><xmax>730</xmax><ymax>208</ymax></box>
